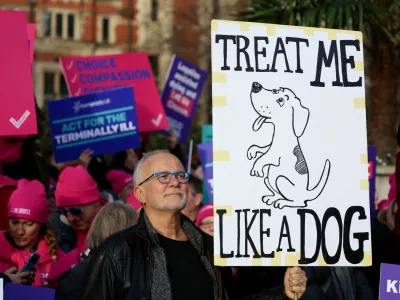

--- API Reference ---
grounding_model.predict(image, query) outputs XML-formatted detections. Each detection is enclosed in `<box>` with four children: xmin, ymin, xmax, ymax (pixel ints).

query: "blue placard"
<box><xmin>202</xmin><ymin>124</ymin><xmax>212</xmax><ymax>143</ymax></box>
<box><xmin>47</xmin><ymin>87</ymin><xmax>141</xmax><ymax>163</ymax></box>
<box><xmin>161</xmin><ymin>55</ymin><xmax>208</xmax><ymax>143</ymax></box>
<box><xmin>201</xmin><ymin>125</ymin><xmax>213</xmax><ymax>204</ymax></box>
<box><xmin>198</xmin><ymin>142</ymin><xmax>213</xmax><ymax>202</ymax></box>
<box><xmin>5</xmin><ymin>283</ymin><xmax>55</xmax><ymax>300</ymax></box>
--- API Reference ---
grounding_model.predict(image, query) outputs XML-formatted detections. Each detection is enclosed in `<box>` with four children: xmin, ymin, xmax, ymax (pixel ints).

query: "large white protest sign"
<box><xmin>0</xmin><ymin>278</ymin><xmax>3</xmax><ymax>300</ymax></box>
<box><xmin>211</xmin><ymin>20</ymin><xmax>371</xmax><ymax>267</ymax></box>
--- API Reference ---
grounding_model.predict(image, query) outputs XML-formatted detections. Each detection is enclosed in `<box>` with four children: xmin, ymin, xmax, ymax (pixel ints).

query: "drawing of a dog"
<box><xmin>247</xmin><ymin>82</ymin><xmax>331</xmax><ymax>209</ymax></box>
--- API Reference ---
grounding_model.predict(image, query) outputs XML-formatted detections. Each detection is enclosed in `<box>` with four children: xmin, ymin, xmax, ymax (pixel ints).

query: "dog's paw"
<box><xmin>273</xmin><ymin>200</ymin><xmax>287</xmax><ymax>209</ymax></box>
<box><xmin>263</xmin><ymin>196</ymin><xmax>276</xmax><ymax>206</ymax></box>
<box><xmin>250</xmin><ymin>163</ymin><xmax>264</xmax><ymax>177</ymax></box>
<box><xmin>247</xmin><ymin>146</ymin><xmax>260</xmax><ymax>160</ymax></box>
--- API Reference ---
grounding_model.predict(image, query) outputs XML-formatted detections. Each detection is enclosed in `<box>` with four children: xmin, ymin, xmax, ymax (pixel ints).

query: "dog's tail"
<box><xmin>307</xmin><ymin>159</ymin><xmax>331</xmax><ymax>200</ymax></box>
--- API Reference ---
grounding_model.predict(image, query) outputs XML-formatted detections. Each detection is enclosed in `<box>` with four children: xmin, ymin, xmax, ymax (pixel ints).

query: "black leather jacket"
<box><xmin>78</xmin><ymin>211</ymin><xmax>288</xmax><ymax>300</ymax></box>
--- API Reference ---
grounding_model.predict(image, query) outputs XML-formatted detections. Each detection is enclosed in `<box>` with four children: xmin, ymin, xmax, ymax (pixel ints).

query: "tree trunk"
<box><xmin>367</xmin><ymin>43</ymin><xmax>398</xmax><ymax>158</ymax></box>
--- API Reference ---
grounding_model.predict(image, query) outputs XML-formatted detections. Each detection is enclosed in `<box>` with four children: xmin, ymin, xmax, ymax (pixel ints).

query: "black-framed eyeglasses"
<box><xmin>138</xmin><ymin>171</ymin><xmax>190</xmax><ymax>186</ymax></box>
<box><xmin>56</xmin><ymin>207</ymin><xmax>83</xmax><ymax>217</ymax></box>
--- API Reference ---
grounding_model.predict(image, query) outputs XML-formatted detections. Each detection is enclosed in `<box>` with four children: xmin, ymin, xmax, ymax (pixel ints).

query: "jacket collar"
<box><xmin>136</xmin><ymin>209</ymin><xmax>205</xmax><ymax>256</ymax></box>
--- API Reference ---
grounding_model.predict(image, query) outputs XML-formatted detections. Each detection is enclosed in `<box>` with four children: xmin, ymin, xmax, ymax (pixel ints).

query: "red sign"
<box><xmin>0</xmin><ymin>11</ymin><xmax>37</xmax><ymax>136</ymax></box>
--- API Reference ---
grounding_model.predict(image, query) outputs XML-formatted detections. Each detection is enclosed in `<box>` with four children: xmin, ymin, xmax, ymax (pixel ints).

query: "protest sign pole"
<box><xmin>294</xmin><ymin>293</ymin><xmax>298</xmax><ymax>300</ymax></box>
<box><xmin>187</xmin><ymin>139</ymin><xmax>193</xmax><ymax>173</ymax></box>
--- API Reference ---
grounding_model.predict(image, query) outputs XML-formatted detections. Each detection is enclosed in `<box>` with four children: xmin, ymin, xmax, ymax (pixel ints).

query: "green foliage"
<box><xmin>237</xmin><ymin>0</ymin><xmax>400</xmax><ymax>48</ymax></box>
<box><xmin>146</xmin><ymin>123</ymin><xmax>202</xmax><ymax>153</ymax></box>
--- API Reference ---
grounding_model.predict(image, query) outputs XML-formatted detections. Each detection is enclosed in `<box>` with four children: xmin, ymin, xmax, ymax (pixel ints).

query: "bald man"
<box><xmin>77</xmin><ymin>150</ymin><xmax>307</xmax><ymax>300</ymax></box>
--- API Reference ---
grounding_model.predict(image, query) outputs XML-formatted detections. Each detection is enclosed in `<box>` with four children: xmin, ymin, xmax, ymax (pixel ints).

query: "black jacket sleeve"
<box><xmin>355</xmin><ymin>269</ymin><xmax>375</xmax><ymax>300</ymax></box>
<box><xmin>79</xmin><ymin>246</ymin><xmax>124</xmax><ymax>300</ymax></box>
<box><xmin>55</xmin><ymin>257</ymin><xmax>91</xmax><ymax>300</ymax></box>
<box><xmin>232</xmin><ymin>267</ymin><xmax>289</xmax><ymax>300</ymax></box>
<box><xmin>240</xmin><ymin>286</ymin><xmax>289</xmax><ymax>300</ymax></box>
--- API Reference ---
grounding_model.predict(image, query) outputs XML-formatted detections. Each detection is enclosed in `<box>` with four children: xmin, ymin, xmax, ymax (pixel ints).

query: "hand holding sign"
<box><xmin>4</xmin><ymin>267</ymin><xmax>34</xmax><ymax>285</ymax></box>
<box><xmin>78</xmin><ymin>148</ymin><xmax>94</xmax><ymax>169</ymax></box>
<box><xmin>284</xmin><ymin>267</ymin><xmax>307</xmax><ymax>300</ymax></box>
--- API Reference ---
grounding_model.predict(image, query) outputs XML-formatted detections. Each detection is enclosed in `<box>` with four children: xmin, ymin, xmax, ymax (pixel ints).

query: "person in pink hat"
<box><xmin>55</xmin><ymin>165</ymin><xmax>106</xmax><ymax>254</ymax></box>
<box><xmin>0</xmin><ymin>174</ymin><xmax>17</xmax><ymax>231</ymax></box>
<box><xmin>126</xmin><ymin>191</ymin><xmax>142</xmax><ymax>211</ymax></box>
<box><xmin>0</xmin><ymin>179</ymin><xmax>64</xmax><ymax>287</ymax></box>
<box><xmin>195</xmin><ymin>204</ymin><xmax>214</xmax><ymax>236</ymax></box>
<box><xmin>106</xmin><ymin>169</ymin><xmax>134</xmax><ymax>202</ymax></box>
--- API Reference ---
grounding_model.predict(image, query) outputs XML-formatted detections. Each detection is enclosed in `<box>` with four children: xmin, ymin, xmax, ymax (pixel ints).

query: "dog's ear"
<box><xmin>291</xmin><ymin>97</ymin><xmax>310</xmax><ymax>137</ymax></box>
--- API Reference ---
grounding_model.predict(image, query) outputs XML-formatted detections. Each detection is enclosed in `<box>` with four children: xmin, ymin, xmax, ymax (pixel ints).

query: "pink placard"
<box><xmin>60</xmin><ymin>53</ymin><xmax>169</xmax><ymax>132</ymax></box>
<box><xmin>0</xmin><ymin>11</ymin><xmax>37</xmax><ymax>136</ymax></box>
<box><xmin>27</xmin><ymin>23</ymin><xmax>35</xmax><ymax>65</ymax></box>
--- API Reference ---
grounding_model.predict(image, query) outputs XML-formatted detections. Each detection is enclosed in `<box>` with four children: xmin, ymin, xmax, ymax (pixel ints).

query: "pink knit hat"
<box><xmin>55</xmin><ymin>165</ymin><xmax>100</xmax><ymax>207</ymax></box>
<box><xmin>378</xmin><ymin>199</ymin><xmax>389</xmax><ymax>210</ymax></box>
<box><xmin>127</xmin><ymin>192</ymin><xmax>142</xmax><ymax>210</ymax></box>
<box><xmin>8</xmin><ymin>179</ymin><xmax>48</xmax><ymax>224</ymax></box>
<box><xmin>195</xmin><ymin>204</ymin><xmax>214</xmax><ymax>227</ymax></box>
<box><xmin>106</xmin><ymin>170</ymin><xmax>133</xmax><ymax>195</ymax></box>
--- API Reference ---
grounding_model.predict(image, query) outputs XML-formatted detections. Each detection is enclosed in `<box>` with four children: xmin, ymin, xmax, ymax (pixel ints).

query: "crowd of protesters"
<box><xmin>0</xmin><ymin>106</ymin><xmax>398</xmax><ymax>300</ymax></box>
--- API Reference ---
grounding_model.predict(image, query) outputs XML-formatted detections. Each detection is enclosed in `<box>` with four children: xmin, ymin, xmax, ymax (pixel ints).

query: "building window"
<box><xmin>151</xmin><ymin>0</ymin><xmax>158</xmax><ymax>21</ymax></box>
<box><xmin>60</xmin><ymin>75</ymin><xmax>69</xmax><ymax>97</ymax></box>
<box><xmin>44</xmin><ymin>72</ymin><xmax>55</xmax><ymax>98</ymax></box>
<box><xmin>56</xmin><ymin>13</ymin><xmax>63</xmax><ymax>38</ymax></box>
<box><xmin>102</xmin><ymin>17</ymin><xmax>109</xmax><ymax>43</ymax></box>
<box><xmin>67</xmin><ymin>14</ymin><xmax>75</xmax><ymax>39</ymax></box>
<box><xmin>44</xmin><ymin>12</ymin><xmax>51</xmax><ymax>37</ymax></box>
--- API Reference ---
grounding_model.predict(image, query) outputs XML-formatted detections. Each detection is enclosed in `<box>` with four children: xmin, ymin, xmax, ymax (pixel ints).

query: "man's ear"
<box><xmin>134</xmin><ymin>186</ymin><xmax>145</xmax><ymax>204</ymax></box>
<box><xmin>194</xmin><ymin>193</ymin><xmax>203</xmax><ymax>207</ymax></box>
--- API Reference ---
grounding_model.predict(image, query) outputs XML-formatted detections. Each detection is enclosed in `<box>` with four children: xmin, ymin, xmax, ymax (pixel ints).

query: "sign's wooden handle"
<box><xmin>294</xmin><ymin>292</ymin><xmax>298</xmax><ymax>300</ymax></box>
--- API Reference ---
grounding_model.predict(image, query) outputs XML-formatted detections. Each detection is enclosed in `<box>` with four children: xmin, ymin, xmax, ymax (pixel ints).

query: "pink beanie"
<box><xmin>127</xmin><ymin>192</ymin><xmax>142</xmax><ymax>210</ymax></box>
<box><xmin>378</xmin><ymin>199</ymin><xmax>389</xmax><ymax>210</ymax></box>
<box><xmin>195</xmin><ymin>204</ymin><xmax>214</xmax><ymax>227</ymax></box>
<box><xmin>8</xmin><ymin>179</ymin><xmax>48</xmax><ymax>224</ymax></box>
<box><xmin>106</xmin><ymin>170</ymin><xmax>133</xmax><ymax>195</ymax></box>
<box><xmin>55</xmin><ymin>165</ymin><xmax>100</xmax><ymax>207</ymax></box>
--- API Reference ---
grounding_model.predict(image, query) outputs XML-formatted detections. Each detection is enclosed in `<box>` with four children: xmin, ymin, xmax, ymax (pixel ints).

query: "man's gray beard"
<box><xmin>159</xmin><ymin>197</ymin><xmax>187</xmax><ymax>212</ymax></box>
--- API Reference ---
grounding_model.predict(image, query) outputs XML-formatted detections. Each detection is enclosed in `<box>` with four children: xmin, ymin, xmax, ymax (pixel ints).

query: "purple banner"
<box><xmin>161</xmin><ymin>55</ymin><xmax>207</xmax><ymax>143</ymax></box>
<box><xmin>368</xmin><ymin>146</ymin><xmax>377</xmax><ymax>219</ymax></box>
<box><xmin>4</xmin><ymin>283</ymin><xmax>55</xmax><ymax>300</ymax></box>
<box><xmin>197</xmin><ymin>142</ymin><xmax>213</xmax><ymax>202</ymax></box>
<box><xmin>379</xmin><ymin>263</ymin><xmax>400</xmax><ymax>299</ymax></box>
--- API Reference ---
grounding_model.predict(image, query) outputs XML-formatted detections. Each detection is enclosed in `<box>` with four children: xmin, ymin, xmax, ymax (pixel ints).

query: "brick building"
<box><xmin>0</xmin><ymin>0</ymin><xmax>240</xmax><ymax>124</ymax></box>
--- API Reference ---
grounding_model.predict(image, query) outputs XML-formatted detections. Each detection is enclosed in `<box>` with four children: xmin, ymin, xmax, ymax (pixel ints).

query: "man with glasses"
<box><xmin>78</xmin><ymin>150</ymin><xmax>307</xmax><ymax>300</ymax></box>
<box><xmin>54</xmin><ymin>165</ymin><xmax>106</xmax><ymax>254</ymax></box>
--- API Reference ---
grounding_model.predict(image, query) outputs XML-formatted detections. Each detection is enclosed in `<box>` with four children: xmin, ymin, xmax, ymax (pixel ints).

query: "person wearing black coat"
<box><xmin>75</xmin><ymin>151</ymin><xmax>307</xmax><ymax>300</ymax></box>
<box><xmin>302</xmin><ymin>267</ymin><xmax>375</xmax><ymax>300</ymax></box>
